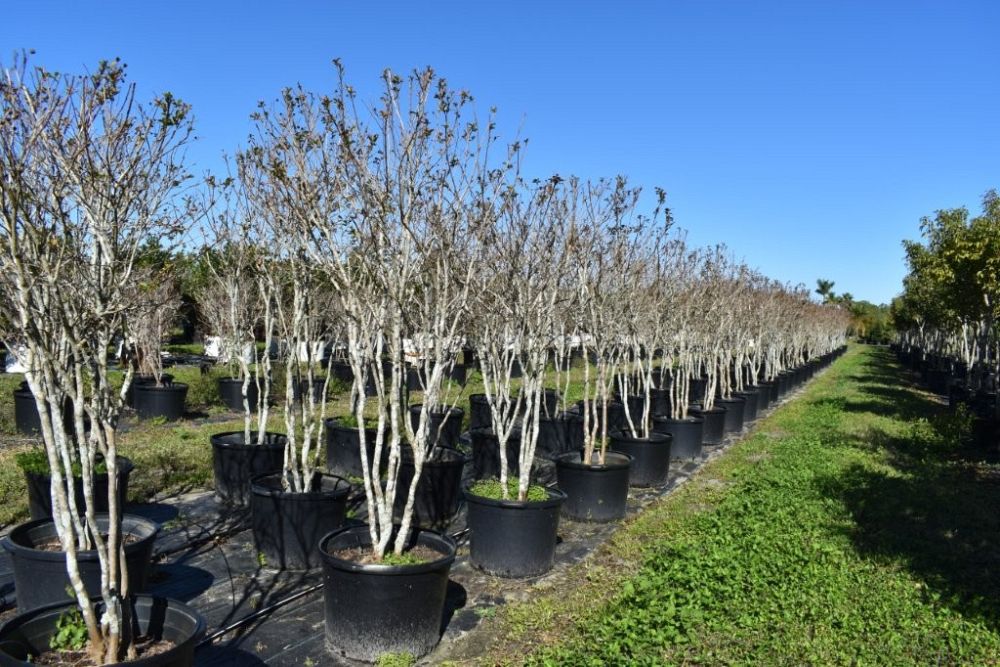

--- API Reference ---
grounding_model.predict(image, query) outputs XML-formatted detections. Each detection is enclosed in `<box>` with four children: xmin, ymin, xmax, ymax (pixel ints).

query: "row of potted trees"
<box><xmin>0</xmin><ymin>55</ymin><xmax>850</xmax><ymax>665</ymax></box>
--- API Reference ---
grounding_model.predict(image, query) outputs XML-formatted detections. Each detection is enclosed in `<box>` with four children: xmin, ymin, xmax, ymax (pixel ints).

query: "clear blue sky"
<box><xmin>4</xmin><ymin>1</ymin><xmax>998</xmax><ymax>305</ymax></box>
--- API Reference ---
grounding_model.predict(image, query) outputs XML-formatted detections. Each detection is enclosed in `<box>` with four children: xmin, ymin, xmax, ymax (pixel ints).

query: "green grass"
<box><xmin>483</xmin><ymin>345</ymin><xmax>1000</xmax><ymax>666</ymax></box>
<box><xmin>468</xmin><ymin>478</ymin><xmax>550</xmax><ymax>502</ymax></box>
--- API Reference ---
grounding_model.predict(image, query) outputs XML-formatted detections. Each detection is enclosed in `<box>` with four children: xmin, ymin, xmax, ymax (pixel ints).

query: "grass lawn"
<box><xmin>479</xmin><ymin>345</ymin><xmax>1000</xmax><ymax>665</ymax></box>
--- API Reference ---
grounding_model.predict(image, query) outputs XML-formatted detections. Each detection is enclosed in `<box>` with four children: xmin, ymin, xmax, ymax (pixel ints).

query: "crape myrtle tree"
<box><xmin>692</xmin><ymin>246</ymin><xmax>738</xmax><ymax>411</ymax></box>
<box><xmin>197</xmin><ymin>177</ymin><xmax>275</xmax><ymax>444</ymax></box>
<box><xmin>665</xmin><ymin>240</ymin><xmax>704</xmax><ymax>420</ymax></box>
<box><xmin>571</xmin><ymin>177</ymin><xmax>645</xmax><ymax>464</ymax></box>
<box><xmin>267</xmin><ymin>64</ymin><xmax>513</xmax><ymax>557</ymax></box>
<box><xmin>0</xmin><ymin>56</ymin><xmax>193</xmax><ymax>663</ymax></box>
<box><xmin>130</xmin><ymin>268</ymin><xmax>182</xmax><ymax>385</ymax></box>
<box><xmin>472</xmin><ymin>175</ymin><xmax>570</xmax><ymax>499</ymax></box>
<box><xmin>615</xmin><ymin>198</ymin><xmax>679</xmax><ymax>439</ymax></box>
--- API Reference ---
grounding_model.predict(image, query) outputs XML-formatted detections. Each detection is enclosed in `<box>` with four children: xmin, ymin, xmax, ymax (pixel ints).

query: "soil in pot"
<box><xmin>17</xmin><ymin>450</ymin><xmax>134</xmax><ymax>521</ymax></box>
<box><xmin>609</xmin><ymin>431</ymin><xmax>672</xmax><ymax>487</ymax></box>
<box><xmin>218</xmin><ymin>377</ymin><xmax>260</xmax><ymax>413</ymax></box>
<box><xmin>651</xmin><ymin>415</ymin><xmax>704</xmax><ymax>460</ymax></box>
<box><xmin>1</xmin><ymin>514</ymin><xmax>159</xmax><ymax>613</ymax></box>
<box><xmin>134</xmin><ymin>382</ymin><xmax>187</xmax><ymax>421</ymax></box>
<box><xmin>392</xmin><ymin>446</ymin><xmax>467</xmax><ymax>530</ymax></box>
<box><xmin>408</xmin><ymin>404</ymin><xmax>464</xmax><ymax>449</ymax></box>
<box><xmin>324</xmin><ymin>417</ymin><xmax>388</xmax><ymax>480</ymax></box>
<box><xmin>250</xmin><ymin>472</ymin><xmax>351</xmax><ymax>570</ymax></box>
<box><xmin>555</xmin><ymin>450</ymin><xmax>632</xmax><ymax>522</ymax></box>
<box><xmin>319</xmin><ymin>525</ymin><xmax>456</xmax><ymax>662</ymax></box>
<box><xmin>0</xmin><ymin>595</ymin><xmax>205</xmax><ymax>667</ymax></box>
<box><xmin>463</xmin><ymin>480</ymin><xmax>565</xmax><ymax>578</ymax></box>
<box><xmin>210</xmin><ymin>431</ymin><xmax>287</xmax><ymax>506</ymax></box>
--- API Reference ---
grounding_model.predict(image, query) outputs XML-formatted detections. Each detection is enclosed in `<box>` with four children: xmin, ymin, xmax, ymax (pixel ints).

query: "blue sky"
<box><xmin>3</xmin><ymin>1</ymin><xmax>998</xmax><ymax>304</ymax></box>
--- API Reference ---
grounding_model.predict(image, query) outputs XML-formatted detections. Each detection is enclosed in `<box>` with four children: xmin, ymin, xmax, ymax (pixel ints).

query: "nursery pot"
<box><xmin>12</xmin><ymin>385</ymin><xmax>40</xmax><ymax>435</ymax></box>
<box><xmin>250</xmin><ymin>472</ymin><xmax>351</xmax><ymax>570</ymax></box>
<box><xmin>692</xmin><ymin>405</ymin><xmax>727</xmax><ymax>446</ymax></box>
<box><xmin>134</xmin><ymin>382</ymin><xmax>188</xmax><ymax>421</ymax></box>
<box><xmin>652</xmin><ymin>415</ymin><xmax>705</xmax><ymax>460</ymax></box>
<box><xmin>320</xmin><ymin>525</ymin><xmax>456</xmax><ymax>662</ymax></box>
<box><xmin>126</xmin><ymin>373</ymin><xmax>174</xmax><ymax>409</ymax></box>
<box><xmin>468</xmin><ymin>393</ymin><xmax>493</xmax><ymax>430</ymax></box>
<box><xmin>717</xmin><ymin>396</ymin><xmax>746</xmax><ymax>433</ymax></box>
<box><xmin>756</xmin><ymin>381</ymin><xmax>774</xmax><ymax>411</ymax></box>
<box><xmin>609</xmin><ymin>431</ymin><xmax>672</xmax><ymax>487</ymax></box>
<box><xmin>573</xmin><ymin>399</ymin><xmax>626</xmax><ymax>436</ymax></box>
<box><xmin>408</xmin><ymin>404</ymin><xmax>464</xmax><ymax>449</ymax></box>
<box><xmin>536</xmin><ymin>412</ymin><xmax>585</xmax><ymax>460</ymax></box>
<box><xmin>324</xmin><ymin>417</ymin><xmax>388</xmax><ymax>479</ymax></box>
<box><xmin>689</xmin><ymin>377</ymin><xmax>708</xmax><ymax>403</ymax></box>
<box><xmin>210</xmin><ymin>431</ymin><xmax>288</xmax><ymax>506</ymax></box>
<box><xmin>292</xmin><ymin>376</ymin><xmax>327</xmax><ymax>404</ymax></box>
<box><xmin>469</xmin><ymin>428</ymin><xmax>522</xmax><ymax>480</ymax></box>
<box><xmin>218</xmin><ymin>377</ymin><xmax>260</xmax><ymax>413</ymax></box>
<box><xmin>24</xmin><ymin>455</ymin><xmax>134</xmax><ymax>521</ymax></box>
<box><xmin>393</xmin><ymin>446</ymin><xmax>468</xmax><ymax>529</ymax></box>
<box><xmin>463</xmin><ymin>485</ymin><xmax>566</xmax><ymax>578</ymax></box>
<box><xmin>735</xmin><ymin>388</ymin><xmax>760</xmax><ymax>423</ymax></box>
<box><xmin>555</xmin><ymin>450</ymin><xmax>632</xmax><ymax>522</ymax></box>
<box><xmin>0</xmin><ymin>595</ymin><xmax>205</xmax><ymax>667</ymax></box>
<box><xmin>1</xmin><ymin>514</ymin><xmax>159</xmax><ymax>613</ymax></box>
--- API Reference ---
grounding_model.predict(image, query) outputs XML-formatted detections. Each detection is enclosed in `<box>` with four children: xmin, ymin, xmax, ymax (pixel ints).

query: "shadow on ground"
<box><xmin>818</xmin><ymin>347</ymin><xmax>1000</xmax><ymax>633</ymax></box>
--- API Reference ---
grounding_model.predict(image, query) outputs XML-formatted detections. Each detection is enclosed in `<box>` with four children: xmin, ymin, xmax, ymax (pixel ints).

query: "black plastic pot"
<box><xmin>652</xmin><ymin>415</ymin><xmax>705</xmax><ymax>460</ymax></box>
<box><xmin>609</xmin><ymin>431</ymin><xmax>672</xmax><ymax>487</ymax></box>
<box><xmin>470</xmin><ymin>428</ymin><xmax>522</xmax><ymax>480</ymax></box>
<box><xmin>126</xmin><ymin>373</ymin><xmax>174</xmax><ymax>409</ymax></box>
<box><xmin>692</xmin><ymin>405</ymin><xmax>727</xmax><ymax>445</ymax></box>
<box><xmin>320</xmin><ymin>525</ymin><xmax>456</xmax><ymax>662</ymax></box>
<box><xmin>408</xmin><ymin>404</ymin><xmax>464</xmax><ymax>449</ymax></box>
<box><xmin>1</xmin><ymin>514</ymin><xmax>159</xmax><ymax>613</ymax></box>
<box><xmin>555</xmin><ymin>450</ymin><xmax>632</xmax><ymax>522</ymax></box>
<box><xmin>24</xmin><ymin>456</ymin><xmax>134</xmax><ymax>521</ymax></box>
<box><xmin>324</xmin><ymin>417</ymin><xmax>388</xmax><ymax>479</ymax></box>
<box><xmin>134</xmin><ymin>382</ymin><xmax>188</xmax><ymax>421</ymax></box>
<box><xmin>250</xmin><ymin>472</ymin><xmax>351</xmax><ymax>570</ymax></box>
<box><xmin>210</xmin><ymin>431</ymin><xmax>287</xmax><ymax>506</ymax></box>
<box><xmin>536</xmin><ymin>412</ymin><xmax>585</xmax><ymax>460</ymax></box>
<box><xmin>468</xmin><ymin>393</ymin><xmax>493</xmax><ymax>430</ymax></box>
<box><xmin>756</xmin><ymin>381</ymin><xmax>774</xmax><ymax>410</ymax></box>
<box><xmin>393</xmin><ymin>446</ymin><xmax>468</xmax><ymax>529</ymax></box>
<box><xmin>689</xmin><ymin>377</ymin><xmax>708</xmax><ymax>403</ymax></box>
<box><xmin>464</xmin><ymin>485</ymin><xmax>566</xmax><ymax>578</ymax></box>
<box><xmin>573</xmin><ymin>400</ymin><xmax>626</xmax><ymax>436</ymax></box>
<box><xmin>12</xmin><ymin>385</ymin><xmax>40</xmax><ymax>435</ymax></box>
<box><xmin>218</xmin><ymin>377</ymin><xmax>260</xmax><ymax>413</ymax></box>
<box><xmin>0</xmin><ymin>595</ymin><xmax>205</xmax><ymax>667</ymax></box>
<box><xmin>717</xmin><ymin>397</ymin><xmax>746</xmax><ymax>434</ymax></box>
<box><xmin>292</xmin><ymin>376</ymin><xmax>327</xmax><ymax>404</ymax></box>
<box><xmin>735</xmin><ymin>389</ymin><xmax>760</xmax><ymax>423</ymax></box>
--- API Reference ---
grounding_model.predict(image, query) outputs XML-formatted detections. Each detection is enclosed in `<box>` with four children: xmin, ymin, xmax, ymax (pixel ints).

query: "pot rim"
<box><xmin>318</xmin><ymin>524</ymin><xmax>457</xmax><ymax>575</ymax></box>
<box><xmin>249</xmin><ymin>472</ymin><xmax>351</xmax><ymax>500</ymax></box>
<box><xmin>652</xmin><ymin>415</ymin><xmax>705</xmax><ymax>425</ymax></box>
<box><xmin>462</xmin><ymin>483</ymin><xmax>566</xmax><ymax>509</ymax></box>
<box><xmin>210</xmin><ymin>431</ymin><xmax>288</xmax><ymax>449</ymax></box>
<box><xmin>691</xmin><ymin>405</ymin><xmax>727</xmax><ymax>415</ymax></box>
<box><xmin>555</xmin><ymin>450</ymin><xmax>633</xmax><ymax>470</ymax></box>
<box><xmin>609</xmin><ymin>430</ymin><xmax>672</xmax><ymax>445</ymax></box>
<box><xmin>0</xmin><ymin>594</ymin><xmax>206</xmax><ymax>657</ymax></box>
<box><xmin>1</xmin><ymin>513</ymin><xmax>160</xmax><ymax>562</ymax></box>
<box><xmin>133</xmin><ymin>382</ymin><xmax>188</xmax><ymax>393</ymax></box>
<box><xmin>407</xmin><ymin>404</ymin><xmax>465</xmax><ymax>417</ymax></box>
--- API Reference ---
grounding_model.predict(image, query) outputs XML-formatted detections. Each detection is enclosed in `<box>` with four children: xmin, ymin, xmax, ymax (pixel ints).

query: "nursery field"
<box><xmin>472</xmin><ymin>345</ymin><xmax>1000</xmax><ymax>665</ymax></box>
